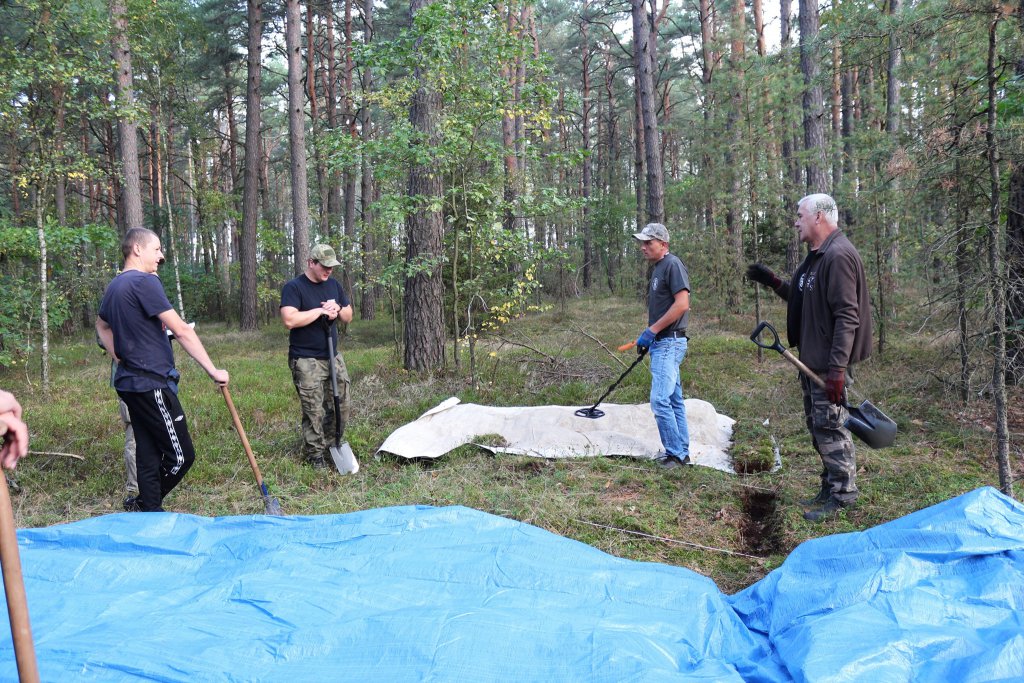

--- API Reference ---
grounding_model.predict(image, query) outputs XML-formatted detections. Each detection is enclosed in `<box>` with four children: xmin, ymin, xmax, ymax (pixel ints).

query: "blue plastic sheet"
<box><xmin>730</xmin><ymin>486</ymin><xmax>1024</xmax><ymax>682</ymax></box>
<box><xmin>1</xmin><ymin>487</ymin><xmax>1022</xmax><ymax>681</ymax></box>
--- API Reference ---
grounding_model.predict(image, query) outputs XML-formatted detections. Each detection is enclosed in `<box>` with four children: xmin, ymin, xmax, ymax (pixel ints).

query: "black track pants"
<box><xmin>117</xmin><ymin>388</ymin><xmax>196</xmax><ymax>512</ymax></box>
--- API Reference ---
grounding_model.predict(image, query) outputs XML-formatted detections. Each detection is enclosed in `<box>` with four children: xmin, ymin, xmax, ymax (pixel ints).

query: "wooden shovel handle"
<box><xmin>221</xmin><ymin>386</ymin><xmax>266</xmax><ymax>488</ymax></box>
<box><xmin>0</xmin><ymin>463</ymin><xmax>39</xmax><ymax>682</ymax></box>
<box><xmin>779</xmin><ymin>348</ymin><xmax>828</xmax><ymax>390</ymax></box>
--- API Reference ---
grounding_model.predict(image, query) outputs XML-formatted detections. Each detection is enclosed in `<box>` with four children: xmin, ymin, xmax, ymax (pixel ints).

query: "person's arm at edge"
<box><xmin>158</xmin><ymin>309</ymin><xmax>229</xmax><ymax>385</ymax></box>
<box><xmin>95</xmin><ymin>316</ymin><xmax>118</xmax><ymax>361</ymax></box>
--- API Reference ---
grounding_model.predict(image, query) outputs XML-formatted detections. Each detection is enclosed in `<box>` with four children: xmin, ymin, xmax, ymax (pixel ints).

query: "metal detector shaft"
<box><xmin>579</xmin><ymin>348</ymin><xmax>648</xmax><ymax>415</ymax></box>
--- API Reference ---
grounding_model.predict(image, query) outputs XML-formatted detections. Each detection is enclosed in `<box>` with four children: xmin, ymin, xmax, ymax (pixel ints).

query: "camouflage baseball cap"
<box><xmin>633</xmin><ymin>223</ymin><xmax>670</xmax><ymax>242</ymax></box>
<box><xmin>310</xmin><ymin>244</ymin><xmax>341</xmax><ymax>267</ymax></box>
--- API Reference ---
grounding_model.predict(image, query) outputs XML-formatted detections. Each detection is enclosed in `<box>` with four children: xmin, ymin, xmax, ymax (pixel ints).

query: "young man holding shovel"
<box><xmin>96</xmin><ymin>228</ymin><xmax>229</xmax><ymax>512</ymax></box>
<box><xmin>633</xmin><ymin>223</ymin><xmax>692</xmax><ymax>469</ymax></box>
<box><xmin>746</xmin><ymin>193</ymin><xmax>872</xmax><ymax>522</ymax></box>
<box><xmin>280</xmin><ymin>244</ymin><xmax>353</xmax><ymax>470</ymax></box>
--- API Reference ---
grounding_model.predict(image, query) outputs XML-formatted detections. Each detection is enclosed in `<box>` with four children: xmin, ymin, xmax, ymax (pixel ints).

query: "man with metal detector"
<box><xmin>633</xmin><ymin>223</ymin><xmax>691</xmax><ymax>469</ymax></box>
<box><xmin>96</xmin><ymin>228</ymin><xmax>230</xmax><ymax>513</ymax></box>
<box><xmin>746</xmin><ymin>193</ymin><xmax>872</xmax><ymax>522</ymax></box>
<box><xmin>280</xmin><ymin>244</ymin><xmax>353</xmax><ymax>471</ymax></box>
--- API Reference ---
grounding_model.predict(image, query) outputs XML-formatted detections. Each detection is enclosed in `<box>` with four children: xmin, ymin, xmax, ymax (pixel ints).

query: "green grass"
<box><xmin>2</xmin><ymin>296</ymin><xmax>1011</xmax><ymax>593</ymax></box>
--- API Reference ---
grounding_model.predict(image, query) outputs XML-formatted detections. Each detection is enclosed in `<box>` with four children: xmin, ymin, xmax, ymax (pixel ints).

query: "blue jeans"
<box><xmin>648</xmin><ymin>336</ymin><xmax>689</xmax><ymax>457</ymax></box>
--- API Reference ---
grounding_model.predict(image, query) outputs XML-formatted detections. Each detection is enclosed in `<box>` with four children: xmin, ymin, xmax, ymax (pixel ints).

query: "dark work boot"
<box><xmin>799</xmin><ymin>484</ymin><xmax>830</xmax><ymax>507</ymax></box>
<box><xmin>803</xmin><ymin>496</ymin><xmax>852</xmax><ymax>522</ymax></box>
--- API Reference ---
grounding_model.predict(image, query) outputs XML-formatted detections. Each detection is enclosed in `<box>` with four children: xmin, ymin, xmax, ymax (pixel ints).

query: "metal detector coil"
<box><xmin>575</xmin><ymin>345</ymin><xmax>648</xmax><ymax>419</ymax></box>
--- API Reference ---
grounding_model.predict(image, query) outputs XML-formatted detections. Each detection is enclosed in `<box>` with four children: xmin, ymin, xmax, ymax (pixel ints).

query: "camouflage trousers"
<box><xmin>290</xmin><ymin>355</ymin><xmax>351</xmax><ymax>462</ymax></box>
<box><xmin>119</xmin><ymin>398</ymin><xmax>138</xmax><ymax>494</ymax></box>
<box><xmin>800</xmin><ymin>371</ymin><xmax>858</xmax><ymax>505</ymax></box>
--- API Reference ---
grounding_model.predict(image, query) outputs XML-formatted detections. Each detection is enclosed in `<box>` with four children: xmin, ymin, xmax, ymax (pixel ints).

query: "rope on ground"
<box><xmin>572</xmin><ymin>518</ymin><xmax>764</xmax><ymax>560</ymax></box>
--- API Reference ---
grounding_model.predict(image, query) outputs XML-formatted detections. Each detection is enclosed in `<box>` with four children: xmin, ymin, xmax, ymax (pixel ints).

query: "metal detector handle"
<box><xmin>617</xmin><ymin>341</ymin><xmax>648</xmax><ymax>356</ymax></box>
<box><xmin>750</xmin><ymin>321</ymin><xmax>827</xmax><ymax>390</ymax></box>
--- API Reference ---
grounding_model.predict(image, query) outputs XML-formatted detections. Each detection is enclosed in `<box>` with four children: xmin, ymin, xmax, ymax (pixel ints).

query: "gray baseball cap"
<box><xmin>309</xmin><ymin>244</ymin><xmax>342</xmax><ymax>267</ymax></box>
<box><xmin>633</xmin><ymin>223</ymin><xmax>670</xmax><ymax>242</ymax></box>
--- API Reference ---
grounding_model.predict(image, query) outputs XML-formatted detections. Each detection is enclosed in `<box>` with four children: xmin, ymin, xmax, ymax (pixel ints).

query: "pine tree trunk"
<box><xmin>798</xmin><ymin>0</ymin><xmax>827</xmax><ymax>193</ymax></box>
<box><xmin>404</xmin><ymin>0</ymin><xmax>446</xmax><ymax>372</ymax></box>
<box><xmin>631</xmin><ymin>0</ymin><xmax>663</xmax><ymax>224</ymax></box>
<box><xmin>359</xmin><ymin>0</ymin><xmax>376</xmax><ymax>321</ymax></box>
<box><xmin>286</xmin><ymin>0</ymin><xmax>310</xmax><ymax>272</ymax></box>
<box><xmin>342</xmin><ymin>0</ymin><xmax>357</xmax><ymax>303</ymax></box>
<box><xmin>240</xmin><ymin>0</ymin><xmax>263</xmax><ymax>331</ymax></box>
<box><xmin>985</xmin><ymin>15</ymin><xmax>1012</xmax><ymax>496</ymax></box>
<box><xmin>109</xmin><ymin>0</ymin><xmax>144</xmax><ymax>231</ymax></box>
<box><xmin>1005</xmin><ymin>1</ymin><xmax>1024</xmax><ymax>383</ymax></box>
<box><xmin>581</xmin><ymin>3</ymin><xmax>593</xmax><ymax>290</ymax></box>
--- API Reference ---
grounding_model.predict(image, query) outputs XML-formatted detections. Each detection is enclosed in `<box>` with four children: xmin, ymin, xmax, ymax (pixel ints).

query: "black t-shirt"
<box><xmin>280</xmin><ymin>274</ymin><xmax>350</xmax><ymax>360</ymax></box>
<box><xmin>647</xmin><ymin>253</ymin><xmax>690</xmax><ymax>330</ymax></box>
<box><xmin>98</xmin><ymin>270</ymin><xmax>176</xmax><ymax>392</ymax></box>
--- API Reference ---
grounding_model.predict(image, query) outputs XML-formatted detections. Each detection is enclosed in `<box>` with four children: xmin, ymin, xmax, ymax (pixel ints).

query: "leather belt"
<box><xmin>656</xmin><ymin>329</ymin><xmax>687</xmax><ymax>340</ymax></box>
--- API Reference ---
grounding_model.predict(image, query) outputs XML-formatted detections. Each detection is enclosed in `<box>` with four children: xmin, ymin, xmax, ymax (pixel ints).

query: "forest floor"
<box><xmin>2</xmin><ymin>295</ymin><xmax>1015</xmax><ymax>593</ymax></box>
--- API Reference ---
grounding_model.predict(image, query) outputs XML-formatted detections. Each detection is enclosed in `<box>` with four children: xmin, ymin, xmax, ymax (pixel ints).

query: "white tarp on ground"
<box><xmin>377</xmin><ymin>397</ymin><xmax>736</xmax><ymax>473</ymax></box>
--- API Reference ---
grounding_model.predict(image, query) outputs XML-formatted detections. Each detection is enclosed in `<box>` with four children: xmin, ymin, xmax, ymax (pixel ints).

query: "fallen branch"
<box><xmin>568</xmin><ymin>323</ymin><xmax>628</xmax><ymax>369</ymax></box>
<box><xmin>573</xmin><ymin>518</ymin><xmax>764</xmax><ymax>560</ymax></box>
<box><xmin>495</xmin><ymin>333</ymin><xmax>555</xmax><ymax>362</ymax></box>
<box><xmin>27</xmin><ymin>451</ymin><xmax>84</xmax><ymax>461</ymax></box>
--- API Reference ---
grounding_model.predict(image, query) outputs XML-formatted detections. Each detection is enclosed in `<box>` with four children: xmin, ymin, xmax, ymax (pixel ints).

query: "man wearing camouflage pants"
<box><xmin>746</xmin><ymin>193</ymin><xmax>873</xmax><ymax>522</ymax></box>
<box><xmin>280</xmin><ymin>244</ymin><xmax>353</xmax><ymax>469</ymax></box>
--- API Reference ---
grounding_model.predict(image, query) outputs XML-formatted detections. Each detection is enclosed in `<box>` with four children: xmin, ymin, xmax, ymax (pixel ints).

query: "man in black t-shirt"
<box><xmin>280</xmin><ymin>244</ymin><xmax>353</xmax><ymax>469</ymax></box>
<box><xmin>633</xmin><ymin>223</ymin><xmax>692</xmax><ymax>469</ymax></box>
<box><xmin>97</xmin><ymin>228</ymin><xmax>229</xmax><ymax>512</ymax></box>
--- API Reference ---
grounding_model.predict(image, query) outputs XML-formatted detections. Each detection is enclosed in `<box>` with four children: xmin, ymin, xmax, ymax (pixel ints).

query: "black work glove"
<box><xmin>746</xmin><ymin>263</ymin><xmax>782</xmax><ymax>290</ymax></box>
<box><xmin>825</xmin><ymin>367</ymin><xmax>846</xmax><ymax>405</ymax></box>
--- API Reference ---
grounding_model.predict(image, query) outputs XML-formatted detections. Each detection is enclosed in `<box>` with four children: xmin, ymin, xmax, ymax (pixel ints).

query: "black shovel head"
<box><xmin>844</xmin><ymin>400</ymin><xmax>897</xmax><ymax>449</ymax></box>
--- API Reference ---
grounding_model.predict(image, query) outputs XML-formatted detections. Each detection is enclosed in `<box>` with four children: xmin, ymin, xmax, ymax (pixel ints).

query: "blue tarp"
<box><xmin>1</xmin><ymin>487</ymin><xmax>1022</xmax><ymax>681</ymax></box>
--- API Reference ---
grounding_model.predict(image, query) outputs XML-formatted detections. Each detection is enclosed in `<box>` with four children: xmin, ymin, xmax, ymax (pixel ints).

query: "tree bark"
<box><xmin>286</xmin><ymin>0</ymin><xmax>310</xmax><ymax>272</ymax></box>
<box><xmin>359</xmin><ymin>0</ymin><xmax>377</xmax><ymax>321</ymax></box>
<box><xmin>631</xmin><ymin>0</ymin><xmax>663</xmax><ymax>224</ymax></box>
<box><xmin>404</xmin><ymin>0</ymin><xmax>446</xmax><ymax>371</ymax></box>
<box><xmin>109</xmin><ymin>0</ymin><xmax>144</xmax><ymax>231</ymax></box>
<box><xmin>240</xmin><ymin>0</ymin><xmax>263</xmax><ymax>331</ymax></box>
<box><xmin>1007</xmin><ymin>0</ymin><xmax>1024</xmax><ymax>383</ymax></box>
<box><xmin>723</xmin><ymin>0</ymin><xmax>745</xmax><ymax>311</ymax></box>
<box><xmin>581</xmin><ymin>2</ymin><xmax>593</xmax><ymax>290</ymax></box>
<box><xmin>342</xmin><ymin>0</ymin><xmax>357</xmax><ymax>301</ymax></box>
<box><xmin>985</xmin><ymin>15</ymin><xmax>1012</xmax><ymax>496</ymax></box>
<box><xmin>798</xmin><ymin>0</ymin><xmax>827</xmax><ymax>193</ymax></box>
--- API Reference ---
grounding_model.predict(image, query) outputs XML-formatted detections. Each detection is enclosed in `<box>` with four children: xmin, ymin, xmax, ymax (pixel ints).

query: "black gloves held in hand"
<box><xmin>746</xmin><ymin>263</ymin><xmax>782</xmax><ymax>290</ymax></box>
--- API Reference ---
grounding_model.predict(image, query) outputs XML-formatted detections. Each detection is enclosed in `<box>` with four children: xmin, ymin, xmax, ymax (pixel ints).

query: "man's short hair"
<box><xmin>799</xmin><ymin>194</ymin><xmax>839</xmax><ymax>226</ymax></box>
<box><xmin>122</xmin><ymin>228</ymin><xmax>159</xmax><ymax>261</ymax></box>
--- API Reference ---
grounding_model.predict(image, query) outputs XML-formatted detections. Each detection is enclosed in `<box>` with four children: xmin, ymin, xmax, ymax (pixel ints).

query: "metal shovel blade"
<box><xmin>845</xmin><ymin>400</ymin><xmax>897</xmax><ymax>449</ymax></box>
<box><xmin>329</xmin><ymin>441</ymin><xmax>359</xmax><ymax>475</ymax></box>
